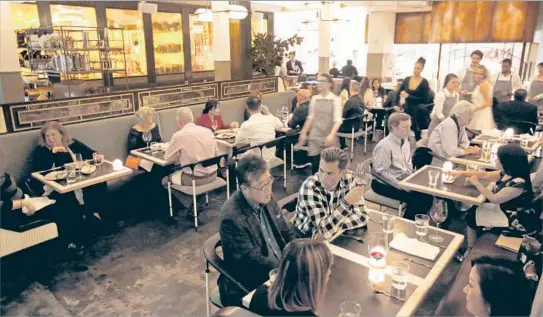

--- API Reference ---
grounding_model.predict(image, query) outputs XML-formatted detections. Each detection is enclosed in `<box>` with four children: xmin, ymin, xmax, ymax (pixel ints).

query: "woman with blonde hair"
<box><xmin>468</xmin><ymin>64</ymin><xmax>496</xmax><ymax>131</ymax></box>
<box><xmin>127</xmin><ymin>106</ymin><xmax>162</xmax><ymax>151</ymax></box>
<box><xmin>249</xmin><ymin>239</ymin><xmax>333</xmax><ymax>316</ymax></box>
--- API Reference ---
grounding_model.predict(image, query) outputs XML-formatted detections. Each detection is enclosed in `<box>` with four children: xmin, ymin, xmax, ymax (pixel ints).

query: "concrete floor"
<box><xmin>1</xmin><ymin>141</ymin><xmax>467</xmax><ymax>317</ymax></box>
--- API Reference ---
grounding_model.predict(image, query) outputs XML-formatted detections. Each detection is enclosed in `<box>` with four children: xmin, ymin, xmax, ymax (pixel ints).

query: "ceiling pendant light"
<box><xmin>195</xmin><ymin>7</ymin><xmax>213</xmax><ymax>22</ymax></box>
<box><xmin>228</xmin><ymin>4</ymin><xmax>248</xmax><ymax>20</ymax></box>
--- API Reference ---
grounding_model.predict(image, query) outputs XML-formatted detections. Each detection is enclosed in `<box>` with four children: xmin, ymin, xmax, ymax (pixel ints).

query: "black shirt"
<box><xmin>341</xmin><ymin>65</ymin><xmax>358</xmax><ymax>78</ymax></box>
<box><xmin>288</xmin><ymin>101</ymin><xmax>310</xmax><ymax>129</ymax></box>
<box><xmin>249</xmin><ymin>285</ymin><xmax>316</xmax><ymax>317</ymax></box>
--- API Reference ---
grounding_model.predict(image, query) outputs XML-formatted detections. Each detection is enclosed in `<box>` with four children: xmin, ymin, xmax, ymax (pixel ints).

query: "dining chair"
<box><xmin>336</xmin><ymin>113</ymin><xmax>373</xmax><ymax>160</ymax></box>
<box><xmin>361</xmin><ymin>158</ymin><xmax>406</xmax><ymax>217</ymax></box>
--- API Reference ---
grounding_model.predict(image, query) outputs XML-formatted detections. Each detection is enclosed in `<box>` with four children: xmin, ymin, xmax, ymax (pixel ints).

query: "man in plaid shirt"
<box><xmin>294</xmin><ymin>147</ymin><xmax>367</xmax><ymax>239</ymax></box>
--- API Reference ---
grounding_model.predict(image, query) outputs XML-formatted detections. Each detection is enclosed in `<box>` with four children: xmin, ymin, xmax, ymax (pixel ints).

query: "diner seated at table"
<box><xmin>1</xmin><ymin>147</ymin><xmax>85</xmax><ymax>250</ymax></box>
<box><xmin>29</xmin><ymin>121</ymin><xmax>107</xmax><ymax>230</ymax></box>
<box><xmin>371</xmin><ymin>113</ymin><xmax>433</xmax><ymax>220</ymax></box>
<box><xmin>236</xmin><ymin>96</ymin><xmax>284</xmax><ymax>163</ymax></box>
<box><xmin>219</xmin><ymin>154</ymin><xmax>299</xmax><ymax>306</ymax></box>
<box><xmin>249</xmin><ymin>239</ymin><xmax>333</xmax><ymax>316</ymax></box>
<box><xmin>293</xmin><ymin>147</ymin><xmax>367</xmax><ymax>240</ymax></box>
<box><xmin>464</xmin><ymin>256</ymin><xmax>534</xmax><ymax>317</ymax></box>
<box><xmin>494</xmin><ymin>89</ymin><xmax>538</xmax><ymax>134</ymax></box>
<box><xmin>428</xmin><ymin>101</ymin><xmax>480</xmax><ymax>158</ymax></box>
<box><xmin>127</xmin><ymin>106</ymin><xmax>162</xmax><ymax>152</ymax></box>
<box><xmin>244</xmin><ymin>91</ymin><xmax>269</xmax><ymax>121</ymax></box>
<box><xmin>288</xmin><ymin>89</ymin><xmax>311</xmax><ymax>130</ymax></box>
<box><xmin>163</xmin><ymin>108</ymin><xmax>219</xmax><ymax>212</ymax></box>
<box><xmin>291</xmin><ymin>82</ymin><xmax>313</xmax><ymax>113</ymax></box>
<box><xmin>450</xmin><ymin>144</ymin><xmax>539</xmax><ymax>261</ymax></box>
<box><xmin>339</xmin><ymin>81</ymin><xmax>364</xmax><ymax>150</ymax></box>
<box><xmin>196</xmin><ymin>99</ymin><xmax>239</xmax><ymax>132</ymax></box>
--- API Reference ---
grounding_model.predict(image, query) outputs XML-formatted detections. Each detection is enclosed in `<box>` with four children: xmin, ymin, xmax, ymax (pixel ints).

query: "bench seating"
<box><xmin>0</xmin><ymin>222</ymin><xmax>58</xmax><ymax>258</ymax></box>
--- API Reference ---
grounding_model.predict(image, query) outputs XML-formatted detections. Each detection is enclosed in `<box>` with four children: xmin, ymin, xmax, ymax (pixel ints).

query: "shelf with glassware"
<box><xmin>21</xmin><ymin>26</ymin><xmax>129</xmax><ymax>91</ymax></box>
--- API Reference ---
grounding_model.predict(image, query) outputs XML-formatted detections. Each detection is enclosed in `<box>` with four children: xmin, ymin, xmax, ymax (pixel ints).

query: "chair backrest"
<box><xmin>507</xmin><ymin>120</ymin><xmax>537</xmax><ymax>135</ymax></box>
<box><xmin>203</xmin><ymin>233</ymin><xmax>249</xmax><ymax>294</ymax></box>
<box><xmin>169</xmin><ymin>153</ymin><xmax>228</xmax><ymax>175</ymax></box>
<box><xmin>233</xmin><ymin>136</ymin><xmax>287</xmax><ymax>158</ymax></box>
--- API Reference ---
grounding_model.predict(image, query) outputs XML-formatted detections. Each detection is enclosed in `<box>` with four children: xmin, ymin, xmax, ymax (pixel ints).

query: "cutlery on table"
<box><xmin>403</xmin><ymin>257</ymin><xmax>432</xmax><ymax>268</ymax></box>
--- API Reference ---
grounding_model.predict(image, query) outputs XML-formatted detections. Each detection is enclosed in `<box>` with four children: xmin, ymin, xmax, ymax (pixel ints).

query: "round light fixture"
<box><xmin>195</xmin><ymin>8</ymin><xmax>213</xmax><ymax>22</ymax></box>
<box><xmin>228</xmin><ymin>4</ymin><xmax>248</xmax><ymax>20</ymax></box>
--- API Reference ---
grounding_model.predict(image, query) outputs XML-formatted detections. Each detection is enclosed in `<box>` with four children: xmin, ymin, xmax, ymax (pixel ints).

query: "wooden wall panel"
<box><xmin>428</xmin><ymin>1</ymin><xmax>455</xmax><ymax>43</ymax></box>
<box><xmin>491</xmin><ymin>1</ymin><xmax>527</xmax><ymax>42</ymax></box>
<box><xmin>230</xmin><ymin>20</ymin><xmax>242</xmax><ymax>80</ymax></box>
<box><xmin>453</xmin><ymin>1</ymin><xmax>494</xmax><ymax>43</ymax></box>
<box><xmin>422</xmin><ymin>12</ymin><xmax>431</xmax><ymax>43</ymax></box>
<box><xmin>395</xmin><ymin>13</ymin><xmax>425</xmax><ymax>44</ymax></box>
<box><xmin>524</xmin><ymin>2</ymin><xmax>540</xmax><ymax>43</ymax></box>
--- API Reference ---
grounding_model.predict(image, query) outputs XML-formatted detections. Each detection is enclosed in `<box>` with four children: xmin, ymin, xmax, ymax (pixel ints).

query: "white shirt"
<box><xmin>493</xmin><ymin>72</ymin><xmax>522</xmax><ymax>92</ymax></box>
<box><xmin>307</xmin><ymin>92</ymin><xmax>343</xmax><ymax>123</ymax></box>
<box><xmin>236</xmin><ymin>113</ymin><xmax>283</xmax><ymax>146</ymax></box>
<box><xmin>432</xmin><ymin>88</ymin><xmax>459</xmax><ymax>120</ymax></box>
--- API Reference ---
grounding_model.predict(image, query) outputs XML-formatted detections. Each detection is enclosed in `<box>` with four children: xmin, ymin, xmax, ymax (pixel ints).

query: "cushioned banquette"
<box><xmin>1</xmin><ymin>91</ymin><xmax>296</xmax><ymax>185</ymax></box>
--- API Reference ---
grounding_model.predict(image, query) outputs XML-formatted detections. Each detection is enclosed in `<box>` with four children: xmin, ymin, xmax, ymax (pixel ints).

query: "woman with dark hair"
<box><xmin>464</xmin><ymin>256</ymin><xmax>533</xmax><ymax>317</ymax></box>
<box><xmin>372</xmin><ymin>78</ymin><xmax>386</xmax><ymax>100</ymax></box>
<box><xmin>249</xmin><ymin>239</ymin><xmax>333</xmax><ymax>316</ymax></box>
<box><xmin>427</xmin><ymin>73</ymin><xmax>460</xmax><ymax>138</ymax></box>
<box><xmin>528</xmin><ymin>62</ymin><xmax>543</xmax><ymax>111</ymax></box>
<box><xmin>451</xmin><ymin>144</ymin><xmax>539</xmax><ymax>260</ymax></box>
<box><xmin>395</xmin><ymin>57</ymin><xmax>431</xmax><ymax>140</ymax></box>
<box><xmin>196</xmin><ymin>99</ymin><xmax>238</xmax><ymax>132</ymax></box>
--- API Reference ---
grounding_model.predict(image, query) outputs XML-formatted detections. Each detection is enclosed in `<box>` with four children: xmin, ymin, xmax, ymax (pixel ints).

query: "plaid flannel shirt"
<box><xmin>293</xmin><ymin>172</ymin><xmax>367</xmax><ymax>239</ymax></box>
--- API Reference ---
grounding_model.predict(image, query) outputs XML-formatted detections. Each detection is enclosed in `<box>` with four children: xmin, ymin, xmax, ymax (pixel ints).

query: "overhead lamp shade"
<box><xmin>195</xmin><ymin>8</ymin><xmax>213</xmax><ymax>22</ymax></box>
<box><xmin>228</xmin><ymin>4</ymin><xmax>248</xmax><ymax>20</ymax></box>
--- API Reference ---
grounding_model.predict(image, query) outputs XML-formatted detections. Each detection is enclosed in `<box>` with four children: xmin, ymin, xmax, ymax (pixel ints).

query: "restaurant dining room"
<box><xmin>1</xmin><ymin>1</ymin><xmax>543</xmax><ymax>317</ymax></box>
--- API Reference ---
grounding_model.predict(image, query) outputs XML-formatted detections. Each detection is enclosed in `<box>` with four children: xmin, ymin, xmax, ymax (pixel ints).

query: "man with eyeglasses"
<box><xmin>293</xmin><ymin>147</ymin><xmax>367</xmax><ymax>240</ymax></box>
<box><xmin>219</xmin><ymin>154</ymin><xmax>299</xmax><ymax>306</ymax></box>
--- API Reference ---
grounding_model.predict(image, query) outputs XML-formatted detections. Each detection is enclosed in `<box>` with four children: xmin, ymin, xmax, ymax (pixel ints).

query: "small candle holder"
<box><xmin>112</xmin><ymin>159</ymin><xmax>123</xmax><ymax>171</ymax></box>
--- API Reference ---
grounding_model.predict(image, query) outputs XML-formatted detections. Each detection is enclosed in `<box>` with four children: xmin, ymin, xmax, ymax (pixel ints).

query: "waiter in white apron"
<box><xmin>298</xmin><ymin>73</ymin><xmax>343</xmax><ymax>175</ymax></box>
<box><xmin>458</xmin><ymin>50</ymin><xmax>485</xmax><ymax>102</ymax></box>
<box><xmin>528</xmin><ymin>62</ymin><xmax>543</xmax><ymax>113</ymax></box>
<box><xmin>493</xmin><ymin>58</ymin><xmax>522</xmax><ymax>104</ymax></box>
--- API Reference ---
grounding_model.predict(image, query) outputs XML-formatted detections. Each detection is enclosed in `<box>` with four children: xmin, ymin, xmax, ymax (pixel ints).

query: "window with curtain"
<box><xmin>106</xmin><ymin>8</ymin><xmax>147</xmax><ymax>77</ymax></box>
<box><xmin>189</xmin><ymin>15</ymin><xmax>214</xmax><ymax>72</ymax></box>
<box><xmin>152</xmin><ymin>12</ymin><xmax>184</xmax><ymax>74</ymax></box>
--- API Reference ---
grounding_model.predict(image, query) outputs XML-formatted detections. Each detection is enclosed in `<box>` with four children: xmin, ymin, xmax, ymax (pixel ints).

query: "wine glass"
<box><xmin>354</xmin><ymin>163</ymin><xmax>368</xmax><ymax>187</ymax></box>
<box><xmin>142</xmin><ymin>131</ymin><xmax>152</xmax><ymax>148</ymax></box>
<box><xmin>429</xmin><ymin>200</ymin><xmax>448</xmax><ymax>243</ymax></box>
<box><xmin>74</xmin><ymin>153</ymin><xmax>84</xmax><ymax>179</ymax></box>
<box><xmin>211</xmin><ymin>120</ymin><xmax>218</xmax><ymax>132</ymax></box>
<box><xmin>368</xmin><ymin>232</ymin><xmax>388</xmax><ymax>284</ymax></box>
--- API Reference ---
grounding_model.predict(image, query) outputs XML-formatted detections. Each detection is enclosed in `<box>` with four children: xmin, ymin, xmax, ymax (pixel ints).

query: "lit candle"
<box><xmin>112</xmin><ymin>159</ymin><xmax>123</xmax><ymax>171</ymax></box>
<box><xmin>442</xmin><ymin>161</ymin><xmax>454</xmax><ymax>182</ymax></box>
<box><xmin>504</xmin><ymin>128</ymin><xmax>515</xmax><ymax>138</ymax></box>
<box><xmin>442</xmin><ymin>161</ymin><xmax>453</xmax><ymax>172</ymax></box>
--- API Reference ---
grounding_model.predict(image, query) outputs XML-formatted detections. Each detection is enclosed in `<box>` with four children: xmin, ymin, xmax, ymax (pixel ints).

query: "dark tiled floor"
<box><xmin>1</xmin><ymin>141</ymin><xmax>467</xmax><ymax>317</ymax></box>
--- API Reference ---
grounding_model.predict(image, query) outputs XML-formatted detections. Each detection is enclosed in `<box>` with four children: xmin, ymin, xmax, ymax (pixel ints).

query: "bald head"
<box><xmin>297</xmin><ymin>89</ymin><xmax>311</xmax><ymax>104</ymax></box>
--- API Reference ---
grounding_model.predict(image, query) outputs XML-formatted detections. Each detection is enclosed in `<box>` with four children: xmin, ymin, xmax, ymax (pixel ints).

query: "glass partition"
<box><xmin>189</xmin><ymin>15</ymin><xmax>214</xmax><ymax>72</ymax></box>
<box><xmin>106</xmin><ymin>8</ymin><xmax>147</xmax><ymax>77</ymax></box>
<box><xmin>152</xmin><ymin>12</ymin><xmax>184</xmax><ymax>74</ymax></box>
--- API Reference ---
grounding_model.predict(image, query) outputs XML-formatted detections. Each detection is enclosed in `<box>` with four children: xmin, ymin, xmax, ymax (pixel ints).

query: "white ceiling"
<box><xmin>250</xmin><ymin>1</ymin><xmax>432</xmax><ymax>13</ymax></box>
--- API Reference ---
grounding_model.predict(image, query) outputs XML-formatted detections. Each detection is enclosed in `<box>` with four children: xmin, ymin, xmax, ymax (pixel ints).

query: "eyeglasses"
<box><xmin>248</xmin><ymin>177</ymin><xmax>274</xmax><ymax>191</ymax></box>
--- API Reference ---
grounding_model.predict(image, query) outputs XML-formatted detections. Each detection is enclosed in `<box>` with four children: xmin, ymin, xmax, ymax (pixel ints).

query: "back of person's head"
<box><xmin>347</xmin><ymin>59</ymin><xmax>352</xmax><ymax>66</ymax></box>
<box><xmin>203</xmin><ymin>99</ymin><xmax>219</xmax><ymax>114</ymax></box>
<box><xmin>497</xmin><ymin>144</ymin><xmax>533</xmax><ymax>203</ymax></box>
<box><xmin>350</xmin><ymin>81</ymin><xmax>361</xmax><ymax>94</ymax></box>
<box><xmin>450</xmin><ymin>100</ymin><xmax>475</xmax><ymax>120</ymax></box>
<box><xmin>469</xmin><ymin>256</ymin><xmax>532</xmax><ymax>317</ymax></box>
<box><xmin>246</xmin><ymin>96</ymin><xmax>262</xmax><ymax>113</ymax></box>
<box><xmin>360</xmin><ymin>76</ymin><xmax>371</xmax><ymax>92</ymax></box>
<box><xmin>236</xmin><ymin>154</ymin><xmax>268</xmax><ymax>186</ymax></box>
<box><xmin>268</xmin><ymin>239</ymin><xmax>333</xmax><ymax>314</ymax></box>
<box><xmin>176</xmin><ymin>107</ymin><xmax>194</xmax><ymax>125</ymax></box>
<box><xmin>471</xmin><ymin>50</ymin><xmax>484</xmax><ymax>59</ymax></box>
<box><xmin>321</xmin><ymin>147</ymin><xmax>349</xmax><ymax>170</ymax></box>
<box><xmin>387</xmin><ymin>112</ymin><xmax>411</xmax><ymax>132</ymax></box>
<box><xmin>514</xmin><ymin>89</ymin><xmax>528</xmax><ymax>102</ymax></box>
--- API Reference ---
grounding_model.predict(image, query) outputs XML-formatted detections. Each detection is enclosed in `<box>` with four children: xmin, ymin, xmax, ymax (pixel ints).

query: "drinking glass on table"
<box><xmin>74</xmin><ymin>153</ymin><xmax>84</xmax><ymax>179</ymax></box>
<box><xmin>150</xmin><ymin>142</ymin><xmax>159</xmax><ymax>154</ymax></box>
<box><xmin>211</xmin><ymin>120</ymin><xmax>219</xmax><ymax>132</ymax></box>
<box><xmin>382</xmin><ymin>209</ymin><xmax>396</xmax><ymax>234</ymax></box>
<box><xmin>92</xmin><ymin>152</ymin><xmax>104</xmax><ymax>166</ymax></box>
<box><xmin>415</xmin><ymin>214</ymin><xmax>429</xmax><ymax>240</ymax></box>
<box><xmin>428</xmin><ymin>170</ymin><xmax>440</xmax><ymax>187</ymax></box>
<box><xmin>142</xmin><ymin>131</ymin><xmax>152</xmax><ymax>147</ymax></box>
<box><xmin>339</xmin><ymin>301</ymin><xmax>362</xmax><ymax>317</ymax></box>
<box><xmin>65</xmin><ymin>163</ymin><xmax>77</xmax><ymax>184</ymax></box>
<box><xmin>354</xmin><ymin>162</ymin><xmax>368</xmax><ymax>187</ymax></box>
<box><xmin>368</xmin><ymin>232</ymin><xmax>388</xmax><ymax>284</ymax></box>
<box><xmin>390</xmin><ymin>261</ymin><xmax>409</xmax><ymax>300</ymax></box>
<box><xmin>429</xmin><ymin>200</ymin><xmax>448</xmax><ymax>243</ymax></box>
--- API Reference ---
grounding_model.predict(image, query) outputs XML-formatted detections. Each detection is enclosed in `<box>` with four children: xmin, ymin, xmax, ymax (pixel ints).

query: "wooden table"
<box><xmin>242</xmin><ymin>209</ymin><xmax>464</xmax><ymax>316</ymax></box>
<box><xmin>471</xmin><ymin>134</ymin><xmax>541</xmax><ymax>153</ymax></box>
<box><xmin>31</xmin><ymin>161</ymin><xmax>132</xmax><ymax>194</ymax></box>
<box><xmin>449</xmin><ymin>153</ymin><xmax>534</xmax><ymax>170</ymax></box>
<box><xmin>399</xmin><ymin>165</ymin><xmax>494</xmax><ymax>205</ymax></box>
<box><xmin>130</xmin><ymin>146</ymin><xmax>174</xmax><ymax>166</ymax></box>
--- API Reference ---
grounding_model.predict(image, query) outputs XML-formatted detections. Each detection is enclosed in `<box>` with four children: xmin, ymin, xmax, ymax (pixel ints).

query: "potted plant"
<box><xmin>250</xmin><ymin>33</ymin><xmax>303</xmax><ymax>77</ymax></box>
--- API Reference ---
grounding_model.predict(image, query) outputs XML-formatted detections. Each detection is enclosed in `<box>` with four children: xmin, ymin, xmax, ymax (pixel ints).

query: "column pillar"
<box><xmin>212</xmin><ymin>1</ymin><xmax>231</xmax><ymax>81</ymax></box>
<box><xmin>366</xmin><ymin>12</ymin><xmax>396</xmax><ymax>81</ymax></box>
<box><xmin>318</xmin><ymin>3</ymin><xmax>333</xmax><ymax>74</ymax></box>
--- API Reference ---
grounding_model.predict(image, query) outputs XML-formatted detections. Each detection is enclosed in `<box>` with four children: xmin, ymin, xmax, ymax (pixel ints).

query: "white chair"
<box><xmin>360</xmin><ymin>158</ymin><xmax>406</xmax><ymax>216</ymax></box>
<box><xmin>167</xmin><ymin>154</ymin><xmax>230</xmax><ymax>230</ymax></box>
<box><xmin>337</xmin><ymin>113</ymin><xmax>373</xmax><ymax>161</ymax></box>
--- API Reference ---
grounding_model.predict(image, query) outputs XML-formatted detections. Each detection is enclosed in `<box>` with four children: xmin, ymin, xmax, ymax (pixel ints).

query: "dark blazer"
<box><xmin>396</xmin><ymin>76</ymin><xmax>430</xmax><ymax>108</ymax></box>
<box><xmin>287</xmin><ymin>60</ymin><xmax>304</xmax><ymax>75</ymax></box>
<box><xmin>288</xmin><ymin>101</ymin><xmax>310</xmax><ymax>129</ymax></box>
<box><xmin>340</xmin><ymin>94</ymin><xmax>364</xmax><ymax>133</ymax></box>
<box><xmin>219</xmin><ymin>191</ymin><xmax>299</xmax><ymax>306</ymax></box>
<box><xmin>291</xmin><ymin>96</ymin><xmax>298</xmax><ymax>113</ymax></box>
<box><xmin>329</xmin><ymin>67</ymin><xmax>341</xmax><ymax>78</ymax></box>
<box><xmin>494</xmin><ymin>100</ymin><xmax>538</xmax><ymax>134</ymax></box>
<box><xmin>249</xmin><ymin>284</ymin><xmax>316</xmax><ymax>317</ymax></box>
<box><xmin>341</xmin><ymin>65</ymin><xmax>358</xmax><ymax>78</ymax></box>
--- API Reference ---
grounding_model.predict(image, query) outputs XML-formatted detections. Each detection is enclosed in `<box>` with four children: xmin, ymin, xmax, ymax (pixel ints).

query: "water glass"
<box><xmin>382</xmin><ymin>210</ymin><xmax>396</xmax><ymax>234</ymax></box>
<box><xmin>354</xmin><ymin>163</ymin><xmax>367</xmax><ymax>187</ymax></box>
<box><xmin>428</xmin><ymin>170</ymin><xmax>440</xmax><ymax>187</ymax></box>
<box><xmin>150</xmin><ymin>142</ymin><xmax>159</xmax><ymax>154</ymax></box>
<box><xmin>93</xmin><ymin>152</ymin><xmax>104</xmax><ymax>166</ymax></box>
<box><xmin>415</xmin><ymin>214</ymin><xmax>429</xmax><ymax>240</ymax></box>
<box><xmin>269</xmin><ymin>269</ymin><xmax>278</xmax><ymax>283</ymax></box>
<box><xmin>65</xmin><ymin>163</ymin><xmax>77</xmax><ymax>184</ymax></box>
<box><xmin>74</xmin><ymin>153</ymin><xmax>84</xmax><ymax>179</ymax></box>
<box><xmin>340</xmin><ymin>301</ymin><xmax>362</xmax><ymax>317</ymax></box>
<box><xmin>391</xmin><ymin>261</ymin><xmax>409</xmax><ymax>300</ymax></box>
